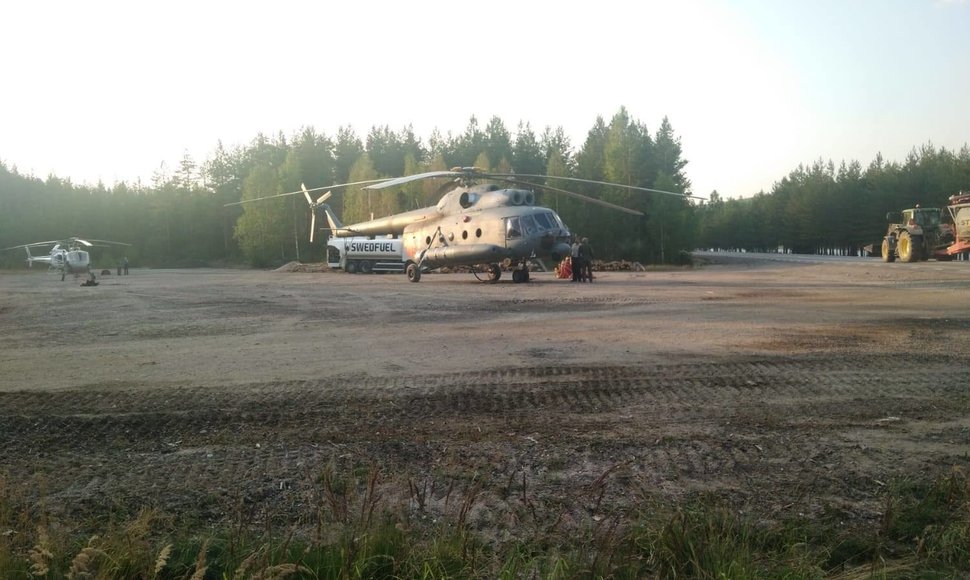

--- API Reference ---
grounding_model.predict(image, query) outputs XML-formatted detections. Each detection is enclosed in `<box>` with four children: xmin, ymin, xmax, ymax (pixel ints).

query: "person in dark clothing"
<box><xmin>123</xmin><ymin>256</ymin><xmax>129</xmax><ymax>275</ymax></box>
<box><xmin>581</xmin><ymin>237</ymin><xmax>594</xmax><ymax>282</ymax></box>
<box><xmin>577</xmin><ymin>238</ymin><xmax>589</xmax><ymax>282</ymax></box>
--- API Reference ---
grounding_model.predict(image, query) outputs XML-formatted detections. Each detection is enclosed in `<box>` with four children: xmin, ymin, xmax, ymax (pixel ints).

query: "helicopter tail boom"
<box><xmin>318</xmin><ymin>204</ymin><xmax>355</xmax><ymax>237</ymax></box>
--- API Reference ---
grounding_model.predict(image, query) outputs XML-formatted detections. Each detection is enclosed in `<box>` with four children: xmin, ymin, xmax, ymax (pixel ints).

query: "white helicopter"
<box><xmin>231</xmin><ymin>168</ymin><xmax>700</xmax><ymax>283</ymax></box>
<box><xmin>2</xmin><ymin>237</ymin><xmax>131</xmax><ymax>281</ymax></box>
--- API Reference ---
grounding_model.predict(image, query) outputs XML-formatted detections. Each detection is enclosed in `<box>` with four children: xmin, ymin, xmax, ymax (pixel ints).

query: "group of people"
<box><xmin>116</xmin><ymin>256</ymin><xmax>129</xmax><ymax>276</ymax></box>
<box><xmin>556</xmin><ymin>235</ymin><xmax>594</xmax><ymax>282</ymax></box>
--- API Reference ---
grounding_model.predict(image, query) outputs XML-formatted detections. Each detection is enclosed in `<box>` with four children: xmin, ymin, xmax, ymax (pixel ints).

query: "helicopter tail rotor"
<box><xmin>301</xmin><ymin>183</ymin><xmax>332</xmax><ymax>243</ymax></box>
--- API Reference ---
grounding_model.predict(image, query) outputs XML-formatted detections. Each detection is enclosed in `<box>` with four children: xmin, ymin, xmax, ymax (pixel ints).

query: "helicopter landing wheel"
<box><xmin>406</xmin><ymin>263</ymin><xmax>422</xmax><ymax>283</ymax></box>
<box><xmin>487</xmin><ymin>263</ymin><xmax>501</xmax><ymax>283</ymax></box>
<box><xmin>512</xmin><ymin>268</ymin><xmax>530</xmax><ymax>283</ymax></box>
<box><xmin>472</xmin><ymin>263</ymin><xmax>502</xmax><ymax>283</ymax></box>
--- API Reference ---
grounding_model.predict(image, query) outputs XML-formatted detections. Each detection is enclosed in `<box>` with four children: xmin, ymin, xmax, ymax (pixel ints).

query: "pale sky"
<box><xmin>2</xmin><ymin>0</ymin><xmax>968</xmax><ymax>198</ymax></box>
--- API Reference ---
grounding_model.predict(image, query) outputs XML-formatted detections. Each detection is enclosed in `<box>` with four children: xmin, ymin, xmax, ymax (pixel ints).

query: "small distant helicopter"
<box><xmin>2</xmin><ymin>237</ymin><xmax>131</xmax><ymax>281</ymax></box>
<box><xmin>231</xmin><ymin>168</ymin><xmax>701</xmax><ymax>283</ymax></box>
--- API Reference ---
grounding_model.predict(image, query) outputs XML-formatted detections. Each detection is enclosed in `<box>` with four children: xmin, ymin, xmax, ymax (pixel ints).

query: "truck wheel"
<box><xmin>898</xmin><ymin>232</ymin><xmax>919</xmax><ymax>262</ymax></box>
<box><xmin>881</xmin><ymin>239</ymin><xmax>895</xmax><ymax>262</ymax></box>
<box><xmin>360</xmin><ymin>260</ymin><xmax>374</xmax><ymax>274</ymax></box>
<box><xmin>406</xmin><ymin>263</ymin><xmax>421</xmax><ymax>283</ymax></box>
<box><xmin>345</xmin><ymin>260</ymin><xmax>358</xmax><ymax>274</ymax></box>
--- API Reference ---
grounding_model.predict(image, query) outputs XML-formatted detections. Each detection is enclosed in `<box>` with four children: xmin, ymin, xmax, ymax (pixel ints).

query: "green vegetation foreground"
<box><xmin>2</xmin><ymin>469</ymin><xmax>968</xmax><ymax>578</ymax></box>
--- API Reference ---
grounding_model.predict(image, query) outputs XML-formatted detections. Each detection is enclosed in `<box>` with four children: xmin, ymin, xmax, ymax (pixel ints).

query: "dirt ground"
<box><xmin>1</xmin><ymin>255</ymin><xmax>969</xmax><ymax>537</ymax></box>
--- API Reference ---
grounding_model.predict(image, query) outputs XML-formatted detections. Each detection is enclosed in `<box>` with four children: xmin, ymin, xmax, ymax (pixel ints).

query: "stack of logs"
<box><xmin>589</xmin><ymin>260</ymin><xmax>646</xmax><ymax>272</ymax></box>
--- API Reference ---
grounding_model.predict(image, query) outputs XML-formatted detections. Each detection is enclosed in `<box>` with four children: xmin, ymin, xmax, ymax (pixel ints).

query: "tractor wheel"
<box><xmin>881</xmin><ymin>238</ymin><xmax>895</xmax><ymax>262</ymax></box>
<box><xmin>406</xmin><ymin>263</ymin><xmax>422</xmax><ymax>283</ymax></box>
<box><xmin>898</xmin><ymin>232</ymin><xmax>919</xmax><ymax>262</ymax></box>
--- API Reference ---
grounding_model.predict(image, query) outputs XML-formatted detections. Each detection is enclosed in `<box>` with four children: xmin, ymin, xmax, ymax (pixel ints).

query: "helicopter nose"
<box><xmin>551</xmin><ymin>242</ymin><xmax>571</xmax><ymax>260</ymax></box>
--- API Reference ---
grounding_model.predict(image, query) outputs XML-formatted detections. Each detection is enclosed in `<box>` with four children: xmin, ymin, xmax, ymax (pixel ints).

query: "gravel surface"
<box><xmin>1</xmin><ymin>257</ymin><xmax>968</xmax><ymax>535</ymax></box>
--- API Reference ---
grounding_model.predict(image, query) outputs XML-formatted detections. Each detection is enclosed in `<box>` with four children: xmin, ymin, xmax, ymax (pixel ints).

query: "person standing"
<box><xmin>570</xmin><ymin>237</ymin><xmax>582</xmax><ymax>282</ymax></box>
<box><xmin>123</xmin><ymin>256</ymin><xmax>129</xmax><ymax>275</ymax></box>
<box><xmin>581</xmin><ymin>237</ymin><xmax>594</xmax><ymax>282</ymax></box>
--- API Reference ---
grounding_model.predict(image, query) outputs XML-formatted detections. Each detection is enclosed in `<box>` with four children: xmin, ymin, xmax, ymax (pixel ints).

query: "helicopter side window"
<box><xmin>506</xmin><ymin>217</ymin><xmax>521</xmax><ymax>239</ymax></box>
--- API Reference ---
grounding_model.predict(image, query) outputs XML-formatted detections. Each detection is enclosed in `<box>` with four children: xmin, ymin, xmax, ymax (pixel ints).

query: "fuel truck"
<box><xmin>326</xmin><ymin>236</ymin><xmax>407</xmax><ymax>274</ymax></box>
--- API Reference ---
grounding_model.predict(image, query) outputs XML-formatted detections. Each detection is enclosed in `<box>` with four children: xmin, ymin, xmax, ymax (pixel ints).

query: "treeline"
<box><xmin>3</xmin><ymin>110</ymin><xmax>969</xmax><ymax>269</ymax></box>
<box><xmin>696</xmin><ymin>144</ymin><xmax>970</xmax><ymax>254</ymax></box>
<box><xmin>0</xmin><ymin>107</ymin><xmax>693</xmax><ymax>268</ymax></box>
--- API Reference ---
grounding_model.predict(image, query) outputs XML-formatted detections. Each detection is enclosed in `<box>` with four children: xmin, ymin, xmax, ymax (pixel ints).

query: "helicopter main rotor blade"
<box><xmin>225</xmin><ymin>178</ymin><xmax>389</xmax><ymax>207</ymax></box>
<box><xmin>3</xmin><ymin>238</ymin><xmax>131</xmax><ymax>251</ymax></box>
<box><xmin>364</xmin><ymin>170</ymin><xmax>465</xmax><ymax>190</ymax></box>
<box><xmin>315</xmin><ymin>191</ymin><xmax>332</xmax><ymax>205</ymax></box>
<box><xmin>516</xmin><ymin>181</ymin><xmax>644</xmax><ymax>216</ymax></box>
<box><xmin>2</xmin><ymin>240</ymin><xmax>62</xmax><ymax>251</ymax></box>
<box><xmin>488</xmin><ymin>173</ymin><xmax>706</xmax><ymax>201</ymax></box>
<box><xmin>309</xmin><ymin>211</ymin><xmax>317</xmax><ymax>243</ymax></box>
<box><xmin>83</xmin><ymin>239</ymin><xmax>132</xmax><ymax>246</ymax></box>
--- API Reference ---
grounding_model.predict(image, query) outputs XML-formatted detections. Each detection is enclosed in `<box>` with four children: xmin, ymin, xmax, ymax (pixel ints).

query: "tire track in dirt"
<box><xmin>2</xmin><ymin>355</ymin><xmax>967</xmax><ymax>420</ymax></box>
<box><xmin>1</xmin><ymin>355</ymin><xmax>966</xmax><ymax>465</ymax></box>
<box><xmin>3</xmin><ymin>354</ymin><xmax>967</xmax><ymax>527</ymax></box>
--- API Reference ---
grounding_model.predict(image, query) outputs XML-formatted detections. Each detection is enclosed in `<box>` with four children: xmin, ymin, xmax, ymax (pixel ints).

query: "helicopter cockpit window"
<box><xmin>533</xmin><ymin>212</ymin><xmax>554</xmax><ymax>231</ymax></box>
<box><xmin>506</xmin><ymin>217</ymin><xmax>521</xmax><ymax>239</ymax></box>
<box><xmin>552</xmin><ymin>213</ymin><xmax>568</xmax><ymax>231</ymax></box>
<box><xmin>520</xmin><ymin>214</ymin><xmax>538</xmax><ymax>236</ymax></box>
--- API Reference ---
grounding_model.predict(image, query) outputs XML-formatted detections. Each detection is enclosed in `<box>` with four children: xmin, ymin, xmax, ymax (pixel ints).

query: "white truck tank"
<box><xmin>326</xmin><ymin>236</ymin><xmax>407</xmax><ymax>274</ymax></box>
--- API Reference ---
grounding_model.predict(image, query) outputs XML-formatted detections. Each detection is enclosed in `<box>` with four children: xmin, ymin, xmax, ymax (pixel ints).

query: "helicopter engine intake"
<box><xmin>466</xmin><ymin>189</ymin><xmax>536</xmax><ymax>210</ymax></box>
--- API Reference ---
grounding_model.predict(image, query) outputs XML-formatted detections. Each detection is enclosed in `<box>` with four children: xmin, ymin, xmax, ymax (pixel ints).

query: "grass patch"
<box><xmin>1</xmin><ymin>468</ymin><xmax>967</xmax><ymax>578</ymax></box>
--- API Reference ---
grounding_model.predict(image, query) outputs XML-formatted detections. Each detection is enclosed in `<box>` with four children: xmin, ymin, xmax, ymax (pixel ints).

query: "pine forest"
<box><xmin>2</xmin><ymin>107</ymin><xmax>969</xmax><ymax>268</ymax></box>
